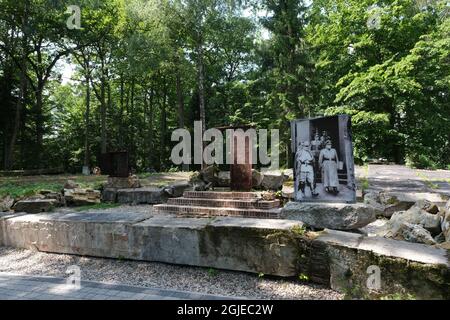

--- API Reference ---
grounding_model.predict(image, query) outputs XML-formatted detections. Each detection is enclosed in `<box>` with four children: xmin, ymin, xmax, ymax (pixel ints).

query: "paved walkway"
<box><xmin>357</xmin><ymin>164</ymin><xmax>450</xmax><ymax>198</ymax></box>
<box><xmin>0</xmin><ymin>273</ymin><xmax>233</xmax><ymax>300</ymax></box>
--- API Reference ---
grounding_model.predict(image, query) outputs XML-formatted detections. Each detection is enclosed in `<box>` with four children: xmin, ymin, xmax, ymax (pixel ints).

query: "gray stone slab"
<box><xmin>38</xmin><ymin>211</ymin><xmax>151</xmax><ymax>223</ymax></box>
<box><xmin>316</xmin><ymin>229</ymin><xmax>449</xmax><ymax>266</ymax></box>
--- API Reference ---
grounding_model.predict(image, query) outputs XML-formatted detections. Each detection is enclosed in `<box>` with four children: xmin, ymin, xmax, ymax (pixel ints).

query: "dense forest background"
<box><xmin>0</xmin><ymin>0</ymin><xmax>448</xmax><ymax>173</ymax></box>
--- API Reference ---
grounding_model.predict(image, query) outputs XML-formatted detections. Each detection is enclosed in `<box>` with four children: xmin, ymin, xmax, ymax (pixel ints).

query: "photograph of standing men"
<box><xmin>291</xmin><ymin>115</ymin><xmax>356</xmax><ymax>203</ymax></box>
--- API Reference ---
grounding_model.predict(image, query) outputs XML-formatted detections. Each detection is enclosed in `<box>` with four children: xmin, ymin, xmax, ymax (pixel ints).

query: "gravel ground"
<box><xmin>0</xmin><ymin>247</ymin><xmax>343</xmax><ymax>300</ymax></box>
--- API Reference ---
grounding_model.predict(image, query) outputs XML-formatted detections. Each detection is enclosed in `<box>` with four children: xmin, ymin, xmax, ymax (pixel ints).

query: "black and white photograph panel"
<box><xmin>291</xmin><ymin>115</ymin><xmax>356</xmax><ymax>203</ymax></box>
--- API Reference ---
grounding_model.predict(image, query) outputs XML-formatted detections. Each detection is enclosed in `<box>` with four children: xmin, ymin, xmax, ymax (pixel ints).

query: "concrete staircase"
<box><xmin>153</xmin><ymin>191</ymin><xmax>281</xmax><ymax>219</ymax></box>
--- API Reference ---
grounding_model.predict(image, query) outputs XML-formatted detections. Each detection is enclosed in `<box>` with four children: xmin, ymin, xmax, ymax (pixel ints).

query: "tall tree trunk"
<box><xmin>130</xmin><ymin>78</ymin><xmax>135</xmax><ymax>168</ymax></box>
<box><xmin>160</xmin><ymin>77</ymin><xmax>167</xmax><ymax>170</ymax></box>
<box><xmin>175</xmin><ymin>59</ymin><xmax>184</xmax><ymax>128</ymax></box>
<box><xmin>84</xmin><ymin>72</ymin><xmax>90</xmax><ymax>168</ymax></box>
<box><xmin>148</xmin><ymin>86</ymin><xmax>154</xmax><ymax>169</ymax></box>
<box><xmin>119</xmin><ymin>75</ymin><xmax>124</xmax><ymax>148</ymax></box>
<box><xmin>35</xmin><ymin>81</ymin><xmax>44</xmax><ymax>168</ymax></box>
<box><xmin>197</xmin><ymin>41</ymin><xmax>206</xmax><ymax>169</ymax></box>
<box><xmin>100</xmin><ymin>81</ymin><xmax>107</xmax><ymax>154</ymax></box>
<box><xmin>5</xmin><ymin>2</ymin><xmax>28</xmax><ymax>170</ymax></box>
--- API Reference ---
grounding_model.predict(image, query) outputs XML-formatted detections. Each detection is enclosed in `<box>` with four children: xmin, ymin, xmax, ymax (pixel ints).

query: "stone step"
<box><xmin>183</xmin><ymin>191</ymin><xmax>260</xmax><ymax>199</ymax></box>
<box><xmin>167</xmin><ymin>197</ymin><xmax>280</xmax><ymax>209</ymax></box>
<box><xmin>154</xmin><ymin>204</ymin><xmax>281</xmax><ymax>219</ymax></box>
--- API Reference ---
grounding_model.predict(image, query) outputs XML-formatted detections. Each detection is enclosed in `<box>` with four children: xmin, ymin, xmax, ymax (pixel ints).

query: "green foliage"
<box><xmin>290</xmin><ymin>224</ymin><xmax>306</xmax><ymax>236</ymax></box>
<box><xmin>207</xmin><ymin>267</ymin><xmax>219</xmax><ymax>277</ymax></box>
<box><xmin>0</xmin><ymin>0</ymin><xmax>448</xmax><ymax>171</ymax></box>
<box><xmin>298</xmin><ymin>273</ymin><xmax>309</xmax><ymax>282</ymax></box>
<box><xmin>0</xmin><ymin>182</ymin><xmax>62</xmax><ymax>199</ymax></box>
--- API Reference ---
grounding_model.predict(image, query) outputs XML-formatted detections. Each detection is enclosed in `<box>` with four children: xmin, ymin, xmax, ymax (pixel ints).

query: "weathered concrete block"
<box><xmin>1</xmin><ymin>212</ymin><xmax>448</xmax><ymax>299</ymax></box>
<box><xmin>314</xmin><ymin>230</ymin><xmax>450</xmax><ymax>299</ymax></box>
<box><xmin>102</xmin><ymin>188</ymin><xmax>117</xmax><ymax>202</ymax></box>
<box><xmin>13</xmin><ymin>199</ymin><xmax>57</xmax><ymax>213</ymax></box>
<box><xmin>117</xmin><ymin>187</ymin><xmax>167</xmax><ymax>204</ymax></box>
<box><xmin>281</xmin><ymin>201</ymin><xmax>378</xmax><ymax>230</ymax></box>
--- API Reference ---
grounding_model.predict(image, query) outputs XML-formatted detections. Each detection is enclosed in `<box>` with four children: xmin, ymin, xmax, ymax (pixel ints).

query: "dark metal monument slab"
<box><xmin>100</xmin><ymin>151</ymin><xmax>129</xmax><ymax>177</ymax></box>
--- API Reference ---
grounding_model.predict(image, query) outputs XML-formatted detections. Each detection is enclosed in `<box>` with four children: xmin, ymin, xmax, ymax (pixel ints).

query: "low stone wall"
<box><xmin>0</xmin><ymin>212</ymin><xmax>448</xmax><ymax>299</ymax></box>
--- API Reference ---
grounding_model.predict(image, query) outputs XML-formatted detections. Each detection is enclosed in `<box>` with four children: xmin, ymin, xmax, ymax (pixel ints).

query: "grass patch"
<box><xmin>74</xmin><ymin>203</ymin><xmax>120</xmax><ymax>211</ymax></box>
<box><xmin>0</xmin><ymin>182</ymin><xmax>63</xmax><ymax>199</ymax></box>
<box><xmin>207</xmin><ymin>268</ymin><xmax>219</xmax><ymax>277</ymax></box>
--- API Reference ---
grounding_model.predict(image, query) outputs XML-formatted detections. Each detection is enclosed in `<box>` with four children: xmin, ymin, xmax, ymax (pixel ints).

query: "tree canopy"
<box><xmin>0</xmin><ymin>0</ymin><xmax>448</xmax><ymax>171</ymax></box>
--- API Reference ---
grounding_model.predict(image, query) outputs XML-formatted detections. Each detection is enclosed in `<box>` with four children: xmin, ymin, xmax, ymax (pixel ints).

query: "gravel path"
<box><xmin>0</xmin><ymin>247</ymin><xmax>343</xmax><ymax>300</ymax></box>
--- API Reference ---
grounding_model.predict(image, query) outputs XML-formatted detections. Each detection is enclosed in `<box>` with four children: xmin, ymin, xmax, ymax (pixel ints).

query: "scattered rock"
<box><xmin>217</xmin><ymin>171</ymin><xmax>230</xmax><ymax>187</ymax></box>
<box><xmin>378</xmin><ymin>193</ymin><xmax>415</xmax><ymax>217</ymax></box>
<box><xmin>391</xmin><ymin>206</ymin><xmax>441</xmax><ymax>236</ymax></box>
<box><xmin>163</xmin><ymin>182</ymin><xmax>191</xmax><ymax>197</ymax></box>
<box><xmin>442</xmin><ymin>209</ymin><xmax>450</xmax><ymax>242</ymax></box>
<box><xmin>434</xmin><ymin>232</ymin><xmax>446</xmax><ymax>243</ymax></box>
<box><xmin>105</xmin><ymin>176</ymin><xmax>141</xmax><ymax>189</ymax></box>
<box><xmin>13</xmin><ymin>199</ymin><xmax>57</xmax><ymax>213</ymax></box>
<box><xmin>193</xmin><ymin>180</ymin><xmax>207</xmax><ymax>191</ymax></box>
<box><xmin>281</xmin><ymin>202</ymin><xmax>377</xmax><ymax>230</ymax></box>
<box><xmin>200</xmin><ymin>166</ymin><xmax>218</xmax><ymax>185</ymax></box>
<box><xmin>377</xmin><ymin>205</ymin><xmax>442</xmax><ymax>243</ymax></box>
<box><xmin>392</xmin><ymin>222</ymin><xmax>436</xmax><ymax>245</ymax></box>
<box><xmin>251</xmin><ymin>169</ymin><xmax>263</xmax><ymax>188</ymax></box>
<box><xmin>64</xmin><ymin>180</ymin><xmax>79</xmax><ymax>189</ymax></box>
<box><xmin>39</xmin><ymin>190</ymin><xmax>64</xmax><ymax>206</ymax></box>
<box><xmin>64</xmin><ymin>188</ymin><xmax>101</xmax><ymax>206</ymax></box>
<box><xmin>0</xmin><ymin>196</ymin><xmax>14</xmax><ymax>212</ymax></box>
<box><xmin>363</xmin><ymin>192</ymin><xmax>386</xmax><ymax>216</ymax></box>
<box><xmin>261</xmin><ymin>174</ymin><xmax>285</xmax><ymax>191</ymax></box>
<box><xmin>414</xmin><ymin>199</ymin><xmax>439</xmax><ymax>214</ymax></box>
<box><xmin>435</xmin><ymin>242</ymin><xmax>450</xmax><ymax>250</ymax></box>
<box><xmin>260</xmin><ymin>192</ymin><xmax>276</xmax><ymax>201</ymax></box>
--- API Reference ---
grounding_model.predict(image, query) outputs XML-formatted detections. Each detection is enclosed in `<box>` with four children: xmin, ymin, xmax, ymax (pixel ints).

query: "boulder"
<box><xmin>442</xmin><ymin>209</ymin><xmax>450</xmax><ymax>242</ymax></box>
<box><xmin>163</xmin><ymin>182</ymin><xmax>192</xmax><ymax>197</ymax></box>
<box><xmin>413</xmin><ymin>199</ymin><xmax>439</xmax><ymax>214</ymax></box>
<box><xmin>434</xmin><ymin>232</ymin><xmax>446</xmax><ymax>243</ymax></box>
<box><xmin>392</xmin><ymin>222</ymin><xmax>436</xmax><ymax>245</ymax></box>
<box><xmin>261</xmin><ymin>174</ymin><xmax>285</xmax><ymax>191</ymax></box>
<box><xmin>378</xmin><ymin>193</ymin><xmax>415</xmax><ymax>217</ymax></box>
<box><xmin>64</xmin><ymin>180</ymin><xmax>79</xmax><ymax>189</ymax></box>
<box><xmin>390</xmin><ymin>206</ymin><xmax>441</xmax><ymax>236</ymax></box>
<box><xmin>105</xmin><ymin>176</ymin><xmax>141</xmax><ymax>189</ymax></box>
<box><xmin>363</xmin><ymin>192</ymin><xmax>386</xmax><ymax>216</ymax></box>
<box><xmin>0</xmin><ymin>196</ymin><xmax>14</xmax><ymax>212</ymax></box>
<box><xmin>280</xmin><ymin>202</ymin><xmax>377</xmax><ymax>230</ymax></box>
<box><xmin>64</xmin><ymin>188</ymin><xmax>101</xmax><ymax>206</ymax></box>
<box><xmin>193</xmin><ymin>180</ymin><xmax>207</xmax><ymax>191</ymax></box>
<box><xmin>13</xmin><ymin>199</ymin><xmax>57</xmax><ymax>213</ymax></box>
<box><xmin>251</xmin><ymin>169</ymin><xmax>263</xmax><ymax>188</ymax></box>
<box><xmin>217</xmin><ymin>171</ymin><xmax>230</xmax><ymax>187</ymax></box>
